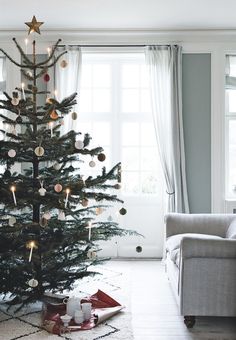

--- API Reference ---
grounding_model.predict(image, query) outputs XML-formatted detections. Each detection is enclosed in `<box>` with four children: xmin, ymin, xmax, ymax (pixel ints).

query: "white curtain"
<box><xmin>55</xmin><ymin>46</ymin><xmax>82</xmax><ymax>133</ymax></box>
<box><xmin>145</xmin><ymin>45</ymin><xmax>189</xmax><ymax>213</ymax></box>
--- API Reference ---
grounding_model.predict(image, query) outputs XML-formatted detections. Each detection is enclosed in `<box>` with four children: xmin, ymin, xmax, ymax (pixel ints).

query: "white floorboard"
<box><xmin>106</xmin><ymin>260</ymin><xmax>236</xmax><ymax>340</ymax></box>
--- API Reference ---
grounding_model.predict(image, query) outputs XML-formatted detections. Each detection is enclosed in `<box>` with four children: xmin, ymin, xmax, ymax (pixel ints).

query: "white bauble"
<box><xmin>38</xmin><ymin>187</ymin><xmax>46</xmax><ymax>196</ymax></box>
<box><xmin>8</xmin><ymin>149</ymin><xmax>16</xmax><ymax>158</ymax></box>
<box><xmin>11</xmin><ymin>98</ymin><xmax>19</xmax><ymax>106</ymax></box>
<box><xmin>74</xmin><ymin>140</ymin><xmax>84</xmax><ymax>150</ymax></box>
<box><xmin>43</xmin><ymin>212</ymin><xmax>51</xmax><ymax>220</ymax></box>
<box><xmin>28</xmin><ymin>279</ymin><xmax>38</xmax><ymax>287</ymax></box>
<box><xmin>53</xmin><ymin>162</ymin><xmax>61</xmax><ymax>170</ymax></box>
<box><xmin>89</xmin><ymin>160</ymin><xmax>96</xmax><ymax>167</ymax></box>
<box><xmin>9</xmin><ymin>216</ymin><xmax>16</xmax><ymax>226</ymax></box>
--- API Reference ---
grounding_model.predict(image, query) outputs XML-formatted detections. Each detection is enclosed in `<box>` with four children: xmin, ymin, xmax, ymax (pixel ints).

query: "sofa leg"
<box><xmin>184</xmin><ymin>315</ymin><xmax>195</xmax><ymax>328</ymax></box>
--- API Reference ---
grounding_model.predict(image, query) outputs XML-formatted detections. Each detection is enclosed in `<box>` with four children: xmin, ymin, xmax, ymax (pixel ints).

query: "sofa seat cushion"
<box><xmin>226</xmin><ymin>219</ymin><xmax>236</xmax><ymax>239</ymax></box>
<box><xmin>166</xmin><ymin>233</ymin><xmax>223</xmax><ymax>268</ymax></box>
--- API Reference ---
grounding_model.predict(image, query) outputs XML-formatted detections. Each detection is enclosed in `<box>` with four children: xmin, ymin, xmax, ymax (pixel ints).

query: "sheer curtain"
<box><xmin>145</xmin><ymin>45</ymin><xmax>189</xmax><ymax>213</ymax></box>
<box><xmin>55</xmin><ymin>46</ymin><xmax>82</xmax><ymax>133</ymax></box>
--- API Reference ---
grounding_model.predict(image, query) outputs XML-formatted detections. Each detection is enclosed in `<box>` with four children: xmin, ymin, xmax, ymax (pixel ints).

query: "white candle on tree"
<box><xmin>49</xmin><ymin>121</ymin><xmax>53</xmax><ymax>137</ymax></box>
<box><xmin>21</xmin><ymin>82</ymin><xmax>26</xmax><ymax>100</ymax></box>
<box><xmin>10</xmin><ymin>186</ymin><xmax>17</xmax><ymax>206</ymax></box>
<box><xmin>28</xmin><ymin>241</ymin><xmax>36</xmax><ymax>262</ymax></box>
<box><xmin>65</xmin><ymin>188</ymin><xmax>70</xmax><ymax>208</ymax></box>
<box><xmin>24</xmin><ymin>38</ymin><xmax>28</xmax><ymax>54</ymax></box>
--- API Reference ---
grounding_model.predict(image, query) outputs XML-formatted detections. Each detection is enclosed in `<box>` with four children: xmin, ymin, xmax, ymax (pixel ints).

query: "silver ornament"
<box><xmin>53</xmin><ymin>162</ymin><xmax>61</xmax><ymax>170</ymax></box>
<box><xmin>11</xmin><ymin>98</ymin><xmax>19</xmax><ymax>106</ymax></box>
<box><xmin>87</xmin><ymin>250</ymin><xmax>97</xmax><ymax>259</ymax></box>
<box><xmin>89</xmin><ymin>160</ymin><xmax>96</xmax><ymax>167</ymax></box>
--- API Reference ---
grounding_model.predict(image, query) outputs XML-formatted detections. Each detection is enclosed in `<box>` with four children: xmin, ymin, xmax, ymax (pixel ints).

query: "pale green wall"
<box><xmin>182</xmin><ymin>54</ymin><xmax>211</xmax><ymax>213</ymax></box>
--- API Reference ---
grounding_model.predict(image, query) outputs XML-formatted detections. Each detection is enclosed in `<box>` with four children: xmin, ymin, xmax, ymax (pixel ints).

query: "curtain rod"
<box><xmin>57</xmin><ymin>44</ymin><xmax>173</xmax><ymax>48</ymax></box>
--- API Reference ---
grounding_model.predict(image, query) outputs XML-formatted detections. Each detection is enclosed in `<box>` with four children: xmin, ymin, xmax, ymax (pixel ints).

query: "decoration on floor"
<box><xmin>0</xmin><ymin>18</ymin><xmax>135</xmax><ymax>309</ymax></box>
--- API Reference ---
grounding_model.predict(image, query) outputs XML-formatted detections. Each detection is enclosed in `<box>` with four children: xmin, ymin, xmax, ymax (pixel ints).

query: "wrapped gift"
<box><xmin>42</xmin><ymin>290</ymin><xmax>124</xmax><ymax>334</ymax></box>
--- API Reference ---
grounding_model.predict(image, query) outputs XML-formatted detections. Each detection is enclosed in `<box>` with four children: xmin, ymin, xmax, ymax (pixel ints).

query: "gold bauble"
<box><xmin>71</xmin><ymin>111</ymin><xmax>77</xmax><ymax>120</ymax></box>
<box><xmin>28</xmin><ymin>278</ymin><xmax>38</xmax><ymax>287</ymax></box>
<box><xmin>97</xmin><ymin>153</ymin><xmax>106</xmax><ymax>162</ymax></box>
<box><xmin>81</xmin><ymin>198</ymin><xmax>89</xmax><ymax>207</ymax></box>
<box><xmin>34</xmin><ymin>146</ymin><xmax>44</xmax><ymax>157</ymax></box>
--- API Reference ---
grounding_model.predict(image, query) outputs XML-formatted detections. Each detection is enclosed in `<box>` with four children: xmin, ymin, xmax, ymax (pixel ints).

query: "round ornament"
<box><xmin>40</xmin><ymin>217</ymin><xmax>48</xmax><ymax>227</ymax></box>
<box><xmin>54</xmin><ymin>183</ymin><xmax>62</xmax><ymax>192</ymax></box>
<box><xmin>58</xmin><ymin>211</ymin><xmax>66</xmax><ymax>221</ymax></box>
<box><xmin>81</xmin><ymin>198</ymin><xmax>89</xmax><ymax>207</ymax></box>
<box><xmin>34</xmin><ymin>146</ymin><xmax>44</xmax><ymax>157</ymax></box>
<box><xmin>97</xmin><ymin>153</ymin><xmax>106</xmax><ymax>162</ymax></box>
<box><xmin>95</xmin><ymin>207</ymin><xmax>103</xmax><ymax>215</ymax></box>
<box><xmin>42</xmin><ymin>212</ymin><xmax>51</xmax><ymax>220</ymax></box>
<box><xmin>71</xmin><ymin>111</ymin><xmax>77</xmax><ymax>120</ymax></box>
<box><xmin>114</xmin><ymin>183</ymin><xmax>121</xmax><ymax>190</ymax></box>
<box><xmin>28</xmin><ymin>279</ymin><xmax>38</xmax><ymax>288</ymax></box>
<box><xmin>119</xmin><ymin>207</ymin><xmax>127</xmax><ymax>216</ymax></box>
<box><xmin>50</xmin><ymin>110</ymin><xmax>58</xmax><ymax>120</ymax></box>
<box><xmin>74</xmin><ymin>140</ymin><xmax>84</xmax><ymax>150</ymax></box>
<box><xmin>46</xmin><ymin>97</ymin><xmax>53</xmax><ymax>104</ymax></box>
<box><xmin>9</xmin><ymin>216</ymin><xmax>16</xmax><ymax>226</ymax></box>
<box><xmin>53</xmin><ymin>162</ymin><xmax>61</xmax><ymax>170</ymax></box>
<box><xmin>4</xmin><ymin>169</ymin><xmax>11</xmax><ymax>178</ymax></box>
<box><xmin>11</xmin><ymin>97</ymin><xmax>19</xmax><ymax>106</ymax></box>
<box><xmin>16</xmin><ymin>115</ymin><xmax>22</xmax><ymax>123</ymax></box>
<box><xmin>8</xmin><ymin>149</ymin><xmax>16</xmax><ymax>158</ymax></box>
<box><xmin>60</xmin><ymin>59</ymin><xmax>68</xmax><ymax>68</ymax></box>
<box><xmin>89</xmin><ymin>160</ymin><xmax>96</xmax><ymax>168</ymax></box>
<box><xmin>87</xmin><ymin>250</ymin><xmax>97</xmax><ymax>259</ymax></box>
<box><xmin>43</xmin><ymin>73</ymin><xmax>50</xmax><ymax>82</ymax></box>
<box><xmin>38</xmin><ymin>187</ymin><xmax>46</xmax><ymax>196</ymax></box>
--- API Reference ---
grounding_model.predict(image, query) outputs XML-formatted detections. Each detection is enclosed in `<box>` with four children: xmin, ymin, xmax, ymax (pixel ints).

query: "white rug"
<box><xmin>0</xmin><ymin>264</ymin><xmax>133</xmax><ymax>340</ymax></box>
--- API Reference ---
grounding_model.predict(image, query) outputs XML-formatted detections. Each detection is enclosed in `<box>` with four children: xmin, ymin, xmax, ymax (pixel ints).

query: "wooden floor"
<box><xmin>109</xmin><ymin>260</ymin><xmax>236</xmax><ymax>340</ymax></box>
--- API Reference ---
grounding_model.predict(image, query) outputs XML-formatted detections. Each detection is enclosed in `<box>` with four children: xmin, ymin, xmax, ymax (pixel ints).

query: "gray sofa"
<box><xmin>165</xmin><ymin>213</ymin><xmax>236</xmax><ymax>327</ymax></box>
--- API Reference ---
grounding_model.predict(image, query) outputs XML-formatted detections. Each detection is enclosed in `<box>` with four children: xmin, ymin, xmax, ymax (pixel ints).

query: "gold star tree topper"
<box><xmin>25</xmin><ymin>16</ymin><xmax>44</xmax><ymax>35</ymax></box>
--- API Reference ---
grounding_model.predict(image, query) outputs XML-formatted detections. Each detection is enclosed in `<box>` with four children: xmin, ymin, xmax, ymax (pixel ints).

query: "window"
<box><xmin>225</xmin><ymin>55</ymin><xmax>236</xmax><ymax>197</ymax></box>
<box><xmin>78</xmin><ymin>52</ymin><xmax>160</xmax><ymax>195</ymax></box>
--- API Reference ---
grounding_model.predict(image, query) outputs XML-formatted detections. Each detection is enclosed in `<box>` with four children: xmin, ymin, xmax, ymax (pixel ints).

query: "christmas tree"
<box><xmin>0</xmin><ymin>17</ymin><xmax>131</xmax><ymax>306</ymax></box>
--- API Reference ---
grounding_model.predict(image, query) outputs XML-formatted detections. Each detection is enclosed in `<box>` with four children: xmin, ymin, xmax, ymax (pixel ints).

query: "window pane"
<box><xmin>93</xmin><ymin>89</ymin><xmax>110</xmax><ymax>112</ymax></box>
<box><xmin>228</xmin><ymin>120</ymin><xmax>236</xmax><ymax>193</ymax></box>
<box><xmin>81</xmin><ymin>64</ymin><xmax>92</xmax><ymax>87</ymax></box>
<box><xmin>122</xmin><ymin>172</ymin><xmax>140</xmax><ymax>194</ymax></box>
<box><xmin>79</xmin><ymin>89</ymin><xmax>92</xmax><ymax>112</ymax></box>
<box><xmin>122</xmin><ymin>123</ymin><xmax>139</xmax><ymax>146</ymax></box>
<box><xmin>92</xmin><ymin>122</ymin><xmax>110</xmax><ymax>146</ymax></box>
<box><xmin>228</xmin><ymin>90</ymin><xmax>236</xmax><ymax>113</ymax></box>
<box><xmin>122</xmin><ymin>89</ymin><xmax>139</xmax><ymax>113</ymax></box>
<box><xmin>122</xmin><ymin>147</ymin><xmax>139</xmax><ymax>171</ymax></box>
<box><xmin>122</xmin><ymin>64</ymin><xmax>139</xmax><ymax>87</ymax></box>
<box><xmin>140</xmin><ymin>64</ymin><xmax>149</xmax><ymax>87</ymax></box>
<box><xmin>141</xmin><ymin>147</ymin><xmax>158</xmax><ymax>171</ymax></box>
<box><xmin>141</xmin><ymin>89</ymin><xmax>151</xmax><ymax>113</ymax></box>
<box><xmin>93</xmin><ymin>64</ymin><xmax>111</xmax><ymax>87</ymax></box>
<box><xmin>141</xmin><ymin>172</ymin><xmax>159</xmax><ymax>194</ymax></box>
<box><xmin>141</xmin><ymin>123</ymin><xmax>156</xmax><ymax>146</ymax></box>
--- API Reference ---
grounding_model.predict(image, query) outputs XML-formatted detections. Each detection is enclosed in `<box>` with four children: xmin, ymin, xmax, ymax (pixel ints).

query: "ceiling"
<box><xmin>0</xmin><ymin>0</ymin><xmax>236</xmax><ymax>31</ymax></box>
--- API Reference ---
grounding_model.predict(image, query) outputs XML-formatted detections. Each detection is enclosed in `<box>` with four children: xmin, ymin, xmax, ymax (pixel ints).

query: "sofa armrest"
<box><xmin>165</xmin><ymin>213</ymin><xmax>235</xmax><ymax>238</ymax></box>
<box><xmin>181</xmin><ymin>237</ymin><xmax>236</xmax><ymax>259</ymax></box>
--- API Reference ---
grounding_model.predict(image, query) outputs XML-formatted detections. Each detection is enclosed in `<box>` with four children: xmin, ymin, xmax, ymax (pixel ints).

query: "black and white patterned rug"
<box><xmin>0</xmin><ymin>264</ymin><xmax>133</xmax><ymax>340</ymax></box>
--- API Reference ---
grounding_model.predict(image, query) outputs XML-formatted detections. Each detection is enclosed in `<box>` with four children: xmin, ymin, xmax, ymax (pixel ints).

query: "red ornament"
<box><xmin>43</xmin><ymin>74</ymin><xmax>50</xmax><ymax>82</ymax></box>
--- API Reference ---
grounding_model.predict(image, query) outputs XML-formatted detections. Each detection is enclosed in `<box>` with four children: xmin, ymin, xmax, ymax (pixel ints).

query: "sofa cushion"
<box><xmin>226</xmin><ymin>219</ymin><xmax>236</xmax><ymax>239</ymax></box>
<box><xmin>166</xmin><ymin>233</ymin><xmax>223</xmax><ymax>266</ymax></box>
